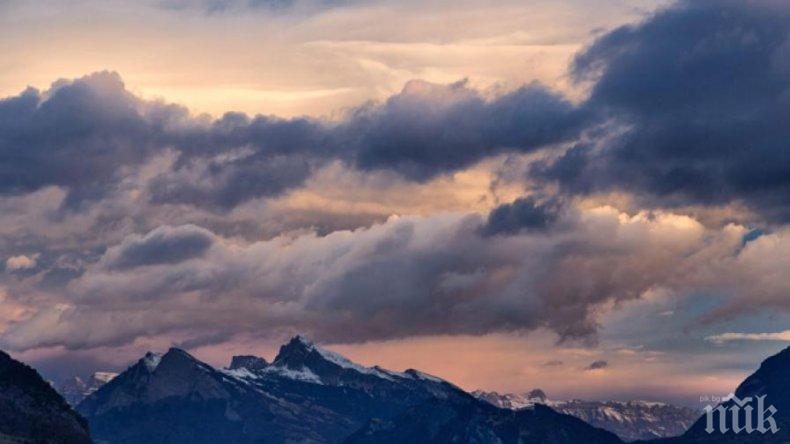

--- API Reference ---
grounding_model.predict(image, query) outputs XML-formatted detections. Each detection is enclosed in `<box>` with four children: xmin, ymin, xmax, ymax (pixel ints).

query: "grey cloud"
<box><xmin>153</xmin><ymin>79</ymin><xmax>587</xmax><ymax>208</ymax></box>
<box><xmin>584</xmin><ymin>360</ymin><xmax>608</xmax><ymax>371</ymax></box>
<box><xmin>2</xmin><ymin>204</ymin><xmax>760</xmax><ymax>351</ymax></box>
<box><xmin>0</xmin><ymin>72</ymin><xmax>330</xmax><ymax>211</ymax></box>
<box><xmin>338</xmin><ymin>80</ymin><xmax>587</xmax><ymax>181</ymax></box>
<box><xmin>159</xmin><ymin>0</ymin><xmax>354</xmax><ymax>14</ymax></box>
<box><xmin>148</xmin><ymin>154</ymin><xmax>317</xmax><ymax>211</ymax></box>
<box><xmin>0</xmin><ymin>72</ymin><xmax>584</xmax><ymax>212</ymax></box>
<box><xmin>536</xmin><ymin>0</ymin><xmax>790</xmax><ymax>221</ymax></box>
<box><xmin>6</xmin><ymin>0</ymin><xmax>790</xmax><ymax>223</ymax></box>
<box><xmin>104</xmin><ymin>225</ymin><xmax>214</xmax><ymax>270</ymax></box>
<box><xmin>0</xmin><ymin>72</ymin><xmax>169</xmax><ymax>208</ymax></box>
<box><xmin>480</xmin><ymin>196</ymin><xmax>562</xmax><ymax>236</ymax></box>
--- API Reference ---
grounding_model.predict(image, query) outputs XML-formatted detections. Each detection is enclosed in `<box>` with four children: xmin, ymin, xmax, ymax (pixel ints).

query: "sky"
<box><xmin>1</xmin><ymin>0</ymin><xmax>790</xmax><ymax>407</ymax></box>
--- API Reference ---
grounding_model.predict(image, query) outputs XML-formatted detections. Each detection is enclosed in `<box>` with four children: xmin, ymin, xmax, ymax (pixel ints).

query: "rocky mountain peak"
<box><xmin>272</xmin><ymin>335</ymin><xmax>319</xmax><ymax>369</ymax></box>
<box><xmin>229</xmin><ymin>355</ymin><xmax>269</xmax><ymax>371</ymax></box>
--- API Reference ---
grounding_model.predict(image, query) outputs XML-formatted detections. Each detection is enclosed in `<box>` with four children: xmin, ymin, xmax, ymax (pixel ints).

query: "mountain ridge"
<box><xmin>0</xmin><ymin>350</ymin><xmax>92</xmax><ymax>444</ymax></box>
<box><xmin>76</xmin><ymin>336</ymin><xmax>621</xmax><ymax>444</ymax></box>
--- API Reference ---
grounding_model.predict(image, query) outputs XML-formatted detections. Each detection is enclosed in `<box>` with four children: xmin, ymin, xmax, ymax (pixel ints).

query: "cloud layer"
<box><xmin>4</xmin><ymin>205</ymin><xmax>787</xmax><ymax>352</ymax></box>
<box><xmin>0</xmin><ymin>0</ymin><xmax>789</xmax><ymax>369</ymax></box>
<box><xmin>0</xmin><ymin>72</ymin><xmax>583</xmax><ymax>211</ymax></box>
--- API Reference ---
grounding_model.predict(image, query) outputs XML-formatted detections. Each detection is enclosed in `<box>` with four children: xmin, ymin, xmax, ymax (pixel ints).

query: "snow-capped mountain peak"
<box><xmin>269</xmin><ymin>335</ymin><xmax>412</xmax><ymax>384</ymax></box>
<box><xmin>56</xmin><ymin>371</ymin><xmax>119</xmax><ymax>406</ymax></box>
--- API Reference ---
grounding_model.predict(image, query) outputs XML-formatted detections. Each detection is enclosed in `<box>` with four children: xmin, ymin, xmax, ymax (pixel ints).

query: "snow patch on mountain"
<box><xmin>263</xmin><ymin>364</ymin><xmax>323</xmax><ymax>384</ymax></box>
<box><xmin>56</xmin><ymin>371</ymin><xmax>119</xmax><ymax>406</ymax></box>
<box><xmin>92</xmin><ymin>372</ymin><xmax>118</xmax><ymax>383</ymax></box>
<box><xmin>289</xmin><ymin>336</ymin><xmax>400</xmax><ymax>381</ymax></box>
<box><xmin>142</xmin><ymin>352</ymin><xmax>163</xmax><ymax>372</ymax></box>
<box><xmin>220</xmin><ymin>367</ymin><xmax>258</xmax><ymax>381</ymax></box>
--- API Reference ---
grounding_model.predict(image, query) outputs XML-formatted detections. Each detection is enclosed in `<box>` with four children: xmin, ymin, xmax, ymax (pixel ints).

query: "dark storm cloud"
<box><xmin>147</xmin><ymin>154</ymin><xmax>318</xmax><ymax>211</ymax></box>
<box><xmin>481</xmin><ymin>196</ymin><xmax>562</xmax><ymax>236</ymax></box>
<box><xmin>0</xmin><ymin>72</ymin><xmax>167</xmax><ymax>208</ymax></box>
<box><xmin>153</xmin><ymin>79</ymin><xmax>586</xmax><ymax>207</ymax></box>
<box><xmin>151</xmin><ymin>110</ymin><xmax>330</xmax><ymax>210</ymax></box>
<box><xmin>104</xmin><ymin>225</ymin><xmax>214</xmax><ymax>270</ymax></box>
<box><xmin>338</xmin><ymin>80</ymin><xmax>588</xmax><ymax>181</ymax></box>
<box><xmin>0</xmin><ymin>72</ymin><xmax>586</xmax><ymax>211</ymax></box>
<box><xmin>537</xmin><ymin>0</ymin><xmax>790</xmax><ymax>220</ymax></box>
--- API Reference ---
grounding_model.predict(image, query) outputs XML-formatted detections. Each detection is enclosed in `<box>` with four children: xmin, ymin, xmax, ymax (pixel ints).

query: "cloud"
<box><xmin>338</xmin><ymin>80</ymin><xmax>588</xmax><ymax>181</ymax></box>
<box><xmin>0</xmin><ymin>72</ymin><xmax>584</xmax><ymax>212</ymax></box>
<box><xmin>0</xmin><ymin>72</ymin><xmax>168</xmax><ymax>208</ymax></box>
<box><xmin>159</xmin><ymin>0</ymin><xmax>354</xmax><ymax>14</ymax></box>
<box><xmin>535</xmin><ymin>0</ymin><xmax>790</xmax><ymax>221</ymax></box>
<box><xmin>0</xmin><ymin>204</ymin><xmax>763</xmax><ymax>351</ymax></box>
<box><xmin>103</xmin><ymin>225</ymin><xmax>215</xmax><ymax>270</ymax></box>
<box><xmin>480</xmin><ymin>196</ymin><xmax>562</xmax><ymax>236</ymax></box>
<box><xmin>150</xmin><ymin>78</ymin><xmax>587</xmax><ymax>210</ymax></box>
<box><xmin>7</xmin><ymin>1</ymin><xmax>790</xmax><ymax>224</ymax></box>
<box><xmin>706</xmin><ymin>330</ymin><xmax>790</xmax><ymax>344</ymax></box>
<box><xmin>5</xmin><ymin>254</ymin><xmax>38</xmax><ymax>271</ymax></box>
<box><xmin>584</xmin><ymin>360</ymin><xmax>608</xmax><ymax>371</ymax></box>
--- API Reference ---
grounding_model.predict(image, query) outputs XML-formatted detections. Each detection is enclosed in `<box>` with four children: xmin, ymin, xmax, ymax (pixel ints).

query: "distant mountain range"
<box><xmin>0</xmin><ymin>338</ymin><xmax>786</xmax><ymax>443</ymax></box>
<box><xmin>0</xmin><ymin>350</ymin><xmax>91</xmax><ymax>443</ymax></box>
<box><xmin>57</xmin><ymin>372</ymin><xmax>119</xmax><ymax>406</ymax></box>
<box><xmin>472</xmin><ymin>389</ymin><xmax>699</xmax><ymax>441</ymax></box>
<box><xmin>74</xmin><ymin>336</ymin><xmax>621</xmax><ymax>443</ymax></box>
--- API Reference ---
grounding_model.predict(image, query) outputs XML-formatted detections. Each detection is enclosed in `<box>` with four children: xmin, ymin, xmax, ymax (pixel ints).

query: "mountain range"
<box><xmin>1</xmin><ymin>337</ymin><xmax>788</xmax><ymax>443</ymax></box>
<box><xmin>472</xmin><ymin>389</ymin><xmax>699</xmax><ymax>441</ymax></box>
<box><xmin>75</xmin><ymin>336</ymin><xmax>621</xmax><ymax>443</ymax></box>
